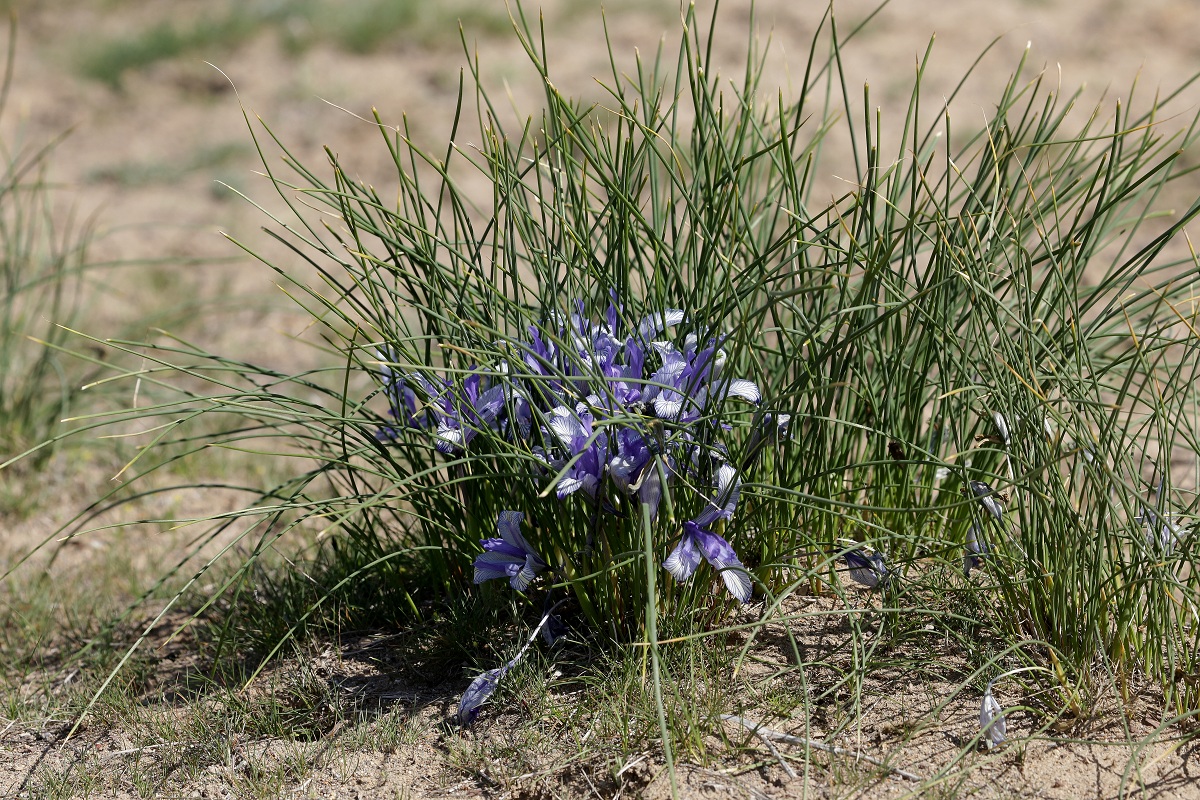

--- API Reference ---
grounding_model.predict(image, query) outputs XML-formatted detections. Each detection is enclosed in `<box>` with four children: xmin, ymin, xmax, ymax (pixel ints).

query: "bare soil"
<box><xmin>4</xmin><ymin>0</ymin><xmax>1200</xmax><ymax>797</ymax></box>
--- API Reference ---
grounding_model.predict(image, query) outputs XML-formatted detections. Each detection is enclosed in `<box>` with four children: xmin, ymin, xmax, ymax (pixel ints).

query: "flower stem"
<box><xmin>642</xmin><ymin>499</ymin><xmax>678</xmax><ymax>799</ymax></box>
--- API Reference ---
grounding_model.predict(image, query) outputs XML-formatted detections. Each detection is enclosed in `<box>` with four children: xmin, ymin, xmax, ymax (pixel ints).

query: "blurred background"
<box><xmin>1</xmin><ymin>5</ymin><xmax>1198</xmax><ymax>793</ymax></box>
<box><xmin>1</xmin><ymin>0</ymin><xmax>1197</xmax><ymax>363</ymax></box>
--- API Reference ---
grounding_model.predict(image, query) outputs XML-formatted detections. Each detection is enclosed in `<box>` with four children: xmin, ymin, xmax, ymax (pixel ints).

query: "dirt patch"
<box><xmin>5</xmin><ymin>596</ymin><xmax>1200</xmax><ymax>799</ymax></box>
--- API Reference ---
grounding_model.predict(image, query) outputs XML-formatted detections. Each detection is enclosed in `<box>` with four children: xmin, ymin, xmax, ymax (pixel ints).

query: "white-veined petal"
<box><xmin>723</xmin><ymin>379</ymin><xmax>761</xmax><ymax>403</ymax></box>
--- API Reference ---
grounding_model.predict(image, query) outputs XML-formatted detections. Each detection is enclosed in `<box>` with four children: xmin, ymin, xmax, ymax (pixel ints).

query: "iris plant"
<box><xmin>378</xmin><ymin>299</ymin><xmax>762</xmax><ymax>603</ymax></box>
<box><xmin>378</xmin><ymin>299</ymin><xmax>766</xmax><ymax>722</ymax></box>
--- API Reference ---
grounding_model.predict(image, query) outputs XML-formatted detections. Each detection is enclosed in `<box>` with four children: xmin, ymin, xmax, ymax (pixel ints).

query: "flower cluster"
<box><xmin>374</xmin><ymin>297</ymin><xmax>763</xmax><ymax>602</ymax></box>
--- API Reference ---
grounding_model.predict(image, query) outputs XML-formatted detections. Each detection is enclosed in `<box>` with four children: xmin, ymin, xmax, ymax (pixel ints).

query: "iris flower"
<box><xmin>644</xmin><ymin>341</ymin><xmax>760</xmax><ymax>423</ymax></box>
<box><xmin>608</xmin><ymin>426</ymin><xmax>671</xmax><ymax>519</ymax></box>
<box><xmin>843</xmin><ymin>548</ymin><xmax>889</xmax><ymax>589</ymax></box>
<box><xmin>545</xmin><ymin>402</ymin><xmax>609</xmax><ymax>500</ymax></box>
<box><xmin>473</xmin><ymin>511</ymin><xmax>546</xmax><ymax>591</ymax></box>
<box><xmin>663</xmin><ymin>464</ymin><xmax>752</xmax><ymax>602</ymax></box>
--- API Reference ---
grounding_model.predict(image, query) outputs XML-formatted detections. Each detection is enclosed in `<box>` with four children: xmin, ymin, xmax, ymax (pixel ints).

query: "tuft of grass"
<box><xmin>0</xmin><ymin>21</ymin><xmax>99</xmax><ymax>494</ymax></box>
<box><xmin>13</xmin><ymin>0</ymin><xmax>1200</xmax><ymax>793</ymax></box>
<box><xmin>77</xmin><ymin>11</ymin><xmax>265</xmax><ymax>90</ymax></box>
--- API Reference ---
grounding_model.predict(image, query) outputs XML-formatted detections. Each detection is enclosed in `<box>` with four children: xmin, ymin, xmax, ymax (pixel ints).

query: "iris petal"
<box><xmin>722</xmin><ymin>379</ymin><xmax>761</xmax><ymax>403</ymax></box>
<box><xmin>664</xmin><ymin>534</ymin><xmax>702</xmax><ymax>581</ymax></box>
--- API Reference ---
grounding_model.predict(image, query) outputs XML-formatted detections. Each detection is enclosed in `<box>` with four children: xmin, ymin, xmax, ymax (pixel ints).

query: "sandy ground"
<box><xmin>4</xmin><ymin>0</ymin><xmax>1200</xmax><ymax>797</ymax></box>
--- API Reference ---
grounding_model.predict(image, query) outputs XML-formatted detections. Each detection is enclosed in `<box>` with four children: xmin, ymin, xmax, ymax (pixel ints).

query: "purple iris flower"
<box><xmin>561</xmin><ymin>297</ymin><xmax>671</xmax><ymax>408</ymax></box>
<box><xmin>506</xmin><ymin>385</ymin><xmax>533</xmax><ymax>441</ymax></box>
<box><xmin>694</xmin><ymin>463</ymin><xmax>741</xmax><ymax>526</ymax></box>
<box><xmin>545</xmin><ymin>402</ymin><xmax>608</xmax><ymax>500</ymax></box>
<box><xmin>664</xmin><ymin>521</ymin><xmax>752</xmax><ymax>602</ymax></box>
<box><xmin>644</xmin><ymin>340</ymin><xmax>760</xmax><ymax>423</ymax></box>
<box><xmin>522</xmin><ymin>325</ymin><xmax>566</xmax><ymax>404</ymax></box>
<box><xmin>608</xmin><ymin>426</ymin><xmax>676</xmax><ymax>519</ymax></box>
<box><xmin>408</xmin><ymin>370</ymin><xmax>506</xmax><ymax>454</ymax></box>
<box><xmin>663</xmin><ymin>464</ymin><xmax>751</xmax><ymax>602</ymax></box>
<box><xmin>513</xmin><ymin>299</ymin><xmax>689</xmax><ymax>419</ymax></box>
<box><xmin>636</xmin><ymin>308</ymin><xmax>686</xmax><ymax>341</ymax></box>
<box><xmin>473</xmin><ymin>510</ymin><xmax>546</xmax><ymax>591</ymax></box>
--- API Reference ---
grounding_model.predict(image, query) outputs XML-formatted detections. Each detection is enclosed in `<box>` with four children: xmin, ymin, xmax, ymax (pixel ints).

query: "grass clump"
<box><xmin>0</xmin><ymin>22</ymin><xmax>97</xmax><ymax>496</ymax></box>
<box><xmin>12</xmin><ymin>0</ymin><xmax>1200</xmax><ymax>792</ymax></box>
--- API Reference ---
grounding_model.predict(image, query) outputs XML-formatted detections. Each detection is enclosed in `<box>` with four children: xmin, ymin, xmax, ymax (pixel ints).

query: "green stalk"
<box><xmin>642</xmin><ymin>498</ymin><xmax>677</xmax><ymax>799</ymax></box>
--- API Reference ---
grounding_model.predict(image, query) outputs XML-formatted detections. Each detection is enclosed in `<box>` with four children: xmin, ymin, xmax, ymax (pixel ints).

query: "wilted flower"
<box><xmin>963</xmin><ymin>522</ymin><xmax>989</xmax><ymax>576</ymax></box>
<box><xmin>980</xmin><ymin>681</ymin><xmax>1006</xmax><ymax>748</ymax></box>
<box><xmin>1136</xmin><ymin>505</ymin><xmax>1184</xmax><ymax>552</ymax></box>
<box><xmin>456</xmin><ymin>605</ymin><xmax>561</xmax><ymax>724</ymax></box>
<box><xmin>473</xmin><ymin>511</ymin><xmax>547</xmax><ymax>591</ymax></box>
<box><xmin>968</xmin><ymin>480</ymin><xmax>1004</xmax><ymax>522</ymax></box>
<box><xmin>539</xmin><ymin>612</ymin><xmax>569</xmax><ymax>646</ymax></box>
<box><xmin>663</xmin><ymin>464</ymin><xmax>751</xmax><ymax>602</ymax></box>
<box><xmin>456</xmin><ymin>666</ymin><xmax>505</xmax><ymax>725</ymax></box>
<box><xmin>993</xmin><ymin>412</ymin><xmax>1011</xmax><ymax>448</ymax></box>
<box><xmin>843</xmin><ymin>548</ymin><xmax>889</xmax><ymax>589</ymax></box>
